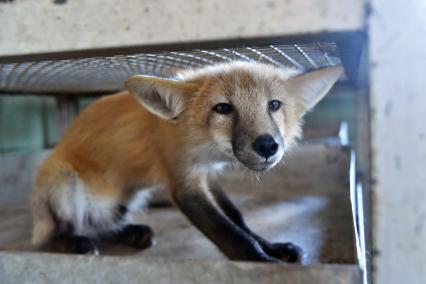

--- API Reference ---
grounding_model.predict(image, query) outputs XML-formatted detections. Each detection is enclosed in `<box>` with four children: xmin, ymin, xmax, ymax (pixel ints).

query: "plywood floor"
<box><xmin>0</xmin><ymin>143</ymin><xmax>355</xmax><ymax>265</ymax></box>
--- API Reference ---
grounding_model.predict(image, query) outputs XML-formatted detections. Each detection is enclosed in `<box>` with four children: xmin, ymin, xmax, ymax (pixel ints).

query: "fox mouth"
<box><xmin>245</xmin><ymin>161</ymin><xmax>276</xmax><ymax>171</ymax></box>
<box><xmin>226</xmin><ymin>146</ymin><xmax>280</xmax><ymax>171</ymax></box>
<box><xmin>230</xmin><ymin>149</ymin><xmax>280</xmax><ymax>171</ymax></box>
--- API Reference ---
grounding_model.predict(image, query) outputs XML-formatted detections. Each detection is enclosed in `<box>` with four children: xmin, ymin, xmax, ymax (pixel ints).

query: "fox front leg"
<box><xmin>210</xmin><ymin>182</ymin><xmax>303</xmax><ymax>263</ymax></box>
<box><xmin>172</xmin><ymin>182</ymin><xmax>279</xmax><ymax>262</ymax></box>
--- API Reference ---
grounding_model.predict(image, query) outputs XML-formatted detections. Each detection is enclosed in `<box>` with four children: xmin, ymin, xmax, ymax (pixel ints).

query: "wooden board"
<box><xmin>0</xmin><ymin>0</ymin><xmax>364</xmax><ymax>58</ymax></box>
<box><xmin>0</xmin><ymin>143</ymin><xmax>358</xmax><ymax>284</ymax></box>
<box><xmin>369</xmin><ymin>0</ymin><xmax>426</xmax><ymax>283</ymax></box>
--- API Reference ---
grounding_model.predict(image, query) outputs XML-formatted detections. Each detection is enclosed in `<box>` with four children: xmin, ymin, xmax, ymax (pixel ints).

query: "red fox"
<box><xmin>31</xmin><ymin>61</ymin><xmax>342</xmax><ymax>262</ymax></box>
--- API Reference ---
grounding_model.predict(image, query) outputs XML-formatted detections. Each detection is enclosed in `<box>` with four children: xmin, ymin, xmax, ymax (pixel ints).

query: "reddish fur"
<box><xmin>38</xmin><ymin>92</ymin><xmax>182</xmax><ymax>197</ymax></box>
<box><xmin>31</xmin><ymin>62</ymin><xmax>342</xmax><ymax>248</ymax></box>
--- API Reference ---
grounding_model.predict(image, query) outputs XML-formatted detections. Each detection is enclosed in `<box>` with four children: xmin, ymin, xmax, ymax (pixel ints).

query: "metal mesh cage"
<box><xmin>0</xmin><ymin>43</ymin><xmax>341</xmax><ymax>94</ymax></box>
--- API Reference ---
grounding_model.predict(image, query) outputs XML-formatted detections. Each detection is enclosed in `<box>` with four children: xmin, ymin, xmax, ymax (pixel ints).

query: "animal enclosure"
<box><xmin>0</xmin><ymin>45</ymin><xmax>364</xmax><ymax>284</ymax></box>
<box><xmin>8</xmin><ymin>1</ymin><xmax>422</xmax><ymax>284</ymax></box>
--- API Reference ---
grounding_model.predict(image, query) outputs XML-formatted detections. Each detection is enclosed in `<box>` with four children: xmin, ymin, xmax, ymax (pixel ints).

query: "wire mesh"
<box><xmin>0</xmin><ymin>43</ymin><xmax>341</xmax><ymax>94</ymax></box>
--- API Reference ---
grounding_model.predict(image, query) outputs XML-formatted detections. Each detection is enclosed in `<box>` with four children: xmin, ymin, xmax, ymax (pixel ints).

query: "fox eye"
<box><xmin>268</xmin><ymin>100</ymin><xmax>282</xmax><ymax>112</ymax></box>
<box><xmin>213</xmin><ymin>103</ymin><xmax>233</xmax><ymax>114</ymax></box>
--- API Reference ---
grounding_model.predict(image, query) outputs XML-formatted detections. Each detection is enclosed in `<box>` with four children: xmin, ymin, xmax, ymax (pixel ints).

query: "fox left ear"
<box><xmin>125</xmin><ymin>75</ymin><xmax>198</xmax><ymax>121</ymax></box>
<box><xmin>286</xmin><ymin>66</ymin><xmax>343</xmax><ymax>115</ymax></box>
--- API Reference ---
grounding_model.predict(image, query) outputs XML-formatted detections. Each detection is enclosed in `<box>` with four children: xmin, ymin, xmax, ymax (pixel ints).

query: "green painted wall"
<box><xmin>305</xmin><ymin>86</ymin><xmax>357</xmax><ymax>141</ymax></box>
<box><xmin>1</xmin><ymin>96</ymin><xmax>47</xmax><ymax>154</ymax></box>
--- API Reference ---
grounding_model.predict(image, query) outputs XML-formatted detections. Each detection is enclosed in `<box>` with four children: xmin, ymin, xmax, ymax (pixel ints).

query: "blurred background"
<box><xmin>0</xmin><ymin>85</ymin><xmax>357</xmax><ymax>154</ymax></box>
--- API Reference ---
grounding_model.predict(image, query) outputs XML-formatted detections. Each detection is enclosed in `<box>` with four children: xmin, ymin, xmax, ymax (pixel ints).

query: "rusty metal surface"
<box><xmin>0</xmin><ymin>43</ymin><xmax>341</xmax><ymax>94</ymax></box>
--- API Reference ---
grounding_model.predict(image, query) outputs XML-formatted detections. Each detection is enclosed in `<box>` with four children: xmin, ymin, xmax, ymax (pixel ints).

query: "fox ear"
<box><xmin>125</xmin><ymin>75</ymin><xmax>198</xmax><ymax>121</ymax></box>
<box><xmin>286</xmin><ymin>66</ymin><xmax>343</xmax><ymax>115</ymax></box>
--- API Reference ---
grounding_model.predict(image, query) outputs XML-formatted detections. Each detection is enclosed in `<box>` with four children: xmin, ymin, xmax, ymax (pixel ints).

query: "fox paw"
<box><xmin>53</xmin><ymin>235</ymin><xmax>99</xmax><ymax>255</ymax></box>
<box><xmin>116</xmin><ymin>224</ymin><xmax>155</xmax><ymax>250</ymax></box>
<box><xmin>267</xmin><ymin>242</ymin><xmax>303</xmax><ymax>263</ymax></box>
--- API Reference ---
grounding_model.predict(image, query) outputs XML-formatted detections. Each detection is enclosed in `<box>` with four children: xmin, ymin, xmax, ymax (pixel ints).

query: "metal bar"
<box><xmin>41</xmin><ymin>97</ymin><xmax>51</xmax><ymax>149</ymax></box>
<box><xmin>337</xmin><ymin>35</ymin><xmax>365</xmax><ymax>85</ymax></box>
<box><xmin>294</xmin><ymin>44</ymin><xmax>319</xmax><ymax>69</ymax></box>
<box><xmin>0</xmin><ymin>32</ymin><xmax>363</xmax><ymax>64</ymax></box>
<box><xmin>244</xmin><ymin>47</ymin><xmax>284</xmax><ymax>67</ymax></box>
<box><xmin>55</xmin><ymin>96</ymin><xmax>78</xmax><ymax>137</ymax></box>
<box><xmin>269</xmin><ymin>45</ymin><xmax>304</xmax><ymax>69</ymax></box>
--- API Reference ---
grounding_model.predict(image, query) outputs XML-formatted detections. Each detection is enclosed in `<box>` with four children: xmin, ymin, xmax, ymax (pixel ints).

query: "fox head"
<box><xmin>125</xmin><ymin>62</ymin><xmax>342</xmax><ymax>171</ymax></box>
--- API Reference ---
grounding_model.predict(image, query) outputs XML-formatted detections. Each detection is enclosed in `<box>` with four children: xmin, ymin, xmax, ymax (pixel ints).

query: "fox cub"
<box><xmin>31</xmin><ymin>61</ymin><xmax>342</xmax><ymax>262</ymax></box>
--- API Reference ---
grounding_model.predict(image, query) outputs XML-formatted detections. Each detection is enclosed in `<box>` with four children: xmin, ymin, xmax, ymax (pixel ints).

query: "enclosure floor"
<box><xmin>0</xmin><ymin>143</ymin><xmax>355</xmax><ymax>265</ymax></box>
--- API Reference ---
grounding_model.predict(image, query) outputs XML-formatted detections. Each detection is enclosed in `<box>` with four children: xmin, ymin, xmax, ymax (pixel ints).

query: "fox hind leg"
<box><xmin>32</xmin><ymin>172</ymin><xmax>123</xmax><ymax>255</ymax></box>
<box><xmin>31</xmin><ymin>194</ymin><xmax>56</xmax><ymax>247</ymax></box>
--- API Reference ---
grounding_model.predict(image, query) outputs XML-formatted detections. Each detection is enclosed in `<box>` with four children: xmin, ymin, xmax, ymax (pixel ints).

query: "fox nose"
<box><xmin>252</xmin><ymin>135</ymin><xmax>279</xmax><ymax>159</ymax></box>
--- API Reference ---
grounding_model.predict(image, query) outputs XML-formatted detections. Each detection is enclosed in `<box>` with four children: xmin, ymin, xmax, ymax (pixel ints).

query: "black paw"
<box><xmin>116</xmin><ymin>224</ymin><xmax>155</xmax><ymax>250</ymax></box>
<box><xmin>53</xmin><ymin>235</ymin><xmax>99</xmax><ymax>255</ymax></box>
<box><xmin>267</xmin><ymin>242</ymin><xmax>303</xmax><ymax>263</ymax></box>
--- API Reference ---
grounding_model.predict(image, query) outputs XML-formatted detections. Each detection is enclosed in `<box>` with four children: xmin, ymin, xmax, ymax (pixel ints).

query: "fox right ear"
<box><xmin>125</xmin><ymin>75</ymin><xmax>198</xmax><ymax>121</ymax></box>
<box><xmin>286</xmin><ymin>66</ymin><xmax>343</xmax><ymax>115</ymax></box>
